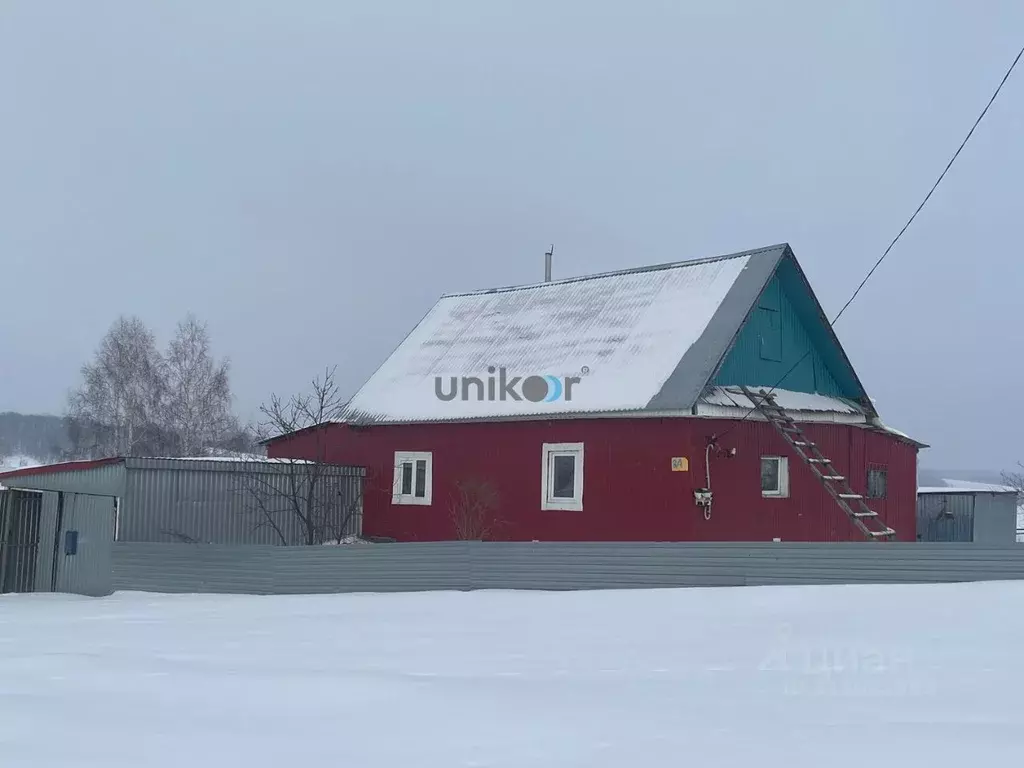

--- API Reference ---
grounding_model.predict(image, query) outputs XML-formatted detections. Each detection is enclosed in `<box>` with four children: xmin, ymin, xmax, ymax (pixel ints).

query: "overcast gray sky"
<box><xmin>1</xmin><ymin>1</ymin><xmax>1021</xmax><ymax>470</ymax></box>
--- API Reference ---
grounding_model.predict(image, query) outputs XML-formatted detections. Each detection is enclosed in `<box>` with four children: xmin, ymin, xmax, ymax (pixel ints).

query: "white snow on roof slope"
<box><xmin>939</xmin><ymin>478</ymin><xmax>1017</xmax><ymax>493</ymax></box>
<box><xmin>918</xmin><ymin>480</ymin><xmax>1017</xmax><ymax>494</ymax></box>
<box><xmin>343</xmin><ymin>255</ymin><xmax>751</xmax><ymax>422</ymax></box>
<box><xmin>699</xmin><ymin>387</ymin><xmax>863</xmax><ymax>414</ymax></box>
<box><xmin>162</xmin><ymin>455</ymin><xmax>310</xmax><ymax>464</ymax></box>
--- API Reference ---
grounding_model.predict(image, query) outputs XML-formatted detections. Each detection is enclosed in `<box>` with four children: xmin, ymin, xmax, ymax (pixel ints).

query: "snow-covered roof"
<box><xmin>341</xmin><ymin>245</ymin><xmax>820</xmax><ymax>424</ymax></box>
<box><xmin>154</xmin><ymin>455</ymin><xmax>310</xmax><ymax>464</ymax></box>
<box><xmin>0</xmin><ymin>456</ymin><xmax>360</xmax><ymax>486</ymax></box>
<box><xmin>699</xmin><ymin>387</ymin><xmax>864</xmax><ymax>414</ymax></box>
<box><xmin>918</xmin><ymin>480</ymin><xmax>1018</xmax><ymax>495</ymax></box>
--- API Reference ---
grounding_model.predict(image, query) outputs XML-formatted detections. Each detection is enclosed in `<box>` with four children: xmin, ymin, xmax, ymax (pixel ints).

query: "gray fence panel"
<box><xmin>111</xmin><ymin>541</ymin><xmax>1024</xmax><ymax>595</ymax></box>
<box><xmin>272</xmin><ymin>543</ymin><xmax>471</xmax><ymax>594</ymax></box>
<box><xmin>113</xmin><ymin>544</ymin><xmax>275</xmax><ymax>594</ymax></box>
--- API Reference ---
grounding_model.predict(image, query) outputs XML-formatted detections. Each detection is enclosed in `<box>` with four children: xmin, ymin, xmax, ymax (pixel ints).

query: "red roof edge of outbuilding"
<box><xmin>0</xmin><ymin>457</ymin><xmax>123</xmax><ymax>482</ymax></box>
<box><xmin>259</xmin><ymin>423</ymin><xmax>339</xmax><ymax>447</ymax></box>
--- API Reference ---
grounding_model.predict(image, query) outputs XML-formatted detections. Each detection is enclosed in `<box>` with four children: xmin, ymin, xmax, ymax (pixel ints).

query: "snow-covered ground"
<box><xmin>2</xmin><ymin>584</ymin><xmax>1023</xmax><ymax>766</ymax></box>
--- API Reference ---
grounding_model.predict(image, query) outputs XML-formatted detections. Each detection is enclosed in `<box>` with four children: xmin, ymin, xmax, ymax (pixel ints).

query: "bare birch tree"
<box><xmin>65</xmin><ymin>314</ymin><xmax>245</xmax><ymax>459</ymax></box>
<box><xmin>67</xmin><ymin>316</ymin><xmax>167</xmax><ymax>457</ymax></box>
<box><xmin>1002</xmin><ymin>463</ymin><xmax>1024</xmax><ymax>495</ymax></box>
<box><xmin>242</xmin><ymin>367</ymin><xmax>363</xmax><ymax>545</ymax></box>
<box><xmin>1001</xmin><ymin>463</ymin><xmax>1024</xmax><ymax>540</ymax></box>
<box><xmin>162</xmin><ymin>314</ymin><xmax>237</xmax><ymax>455</ymax></box>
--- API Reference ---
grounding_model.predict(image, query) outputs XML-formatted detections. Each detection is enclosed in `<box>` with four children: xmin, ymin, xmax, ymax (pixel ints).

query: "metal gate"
<box><xmin>0</xmin><ymin>489</ymin><xmax>42</xmax><ymax>593</ymax></box>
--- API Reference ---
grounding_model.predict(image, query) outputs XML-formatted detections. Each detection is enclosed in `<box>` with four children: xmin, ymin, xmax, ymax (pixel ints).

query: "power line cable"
<box><xmin>715</xmin><ymin>42</ymin><xmax>1024</xmax><ymax>438</ymax></box>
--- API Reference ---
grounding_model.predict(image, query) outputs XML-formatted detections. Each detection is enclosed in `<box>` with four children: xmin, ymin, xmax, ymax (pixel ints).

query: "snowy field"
<box><xmin>2</xmin><ymin>584</ymin><xmax>1023</xmax><ymax>766</ymax></box>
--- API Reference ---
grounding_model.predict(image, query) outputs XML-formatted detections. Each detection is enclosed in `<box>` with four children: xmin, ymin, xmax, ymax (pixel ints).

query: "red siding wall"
<box><xmin>267</xmin><ymin>418</ymin><xmax>918</xmax><ymax>542</ymax></box>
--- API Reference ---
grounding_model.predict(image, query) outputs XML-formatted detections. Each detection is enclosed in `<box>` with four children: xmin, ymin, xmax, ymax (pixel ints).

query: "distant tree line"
<box><xmin>64</xmin><ymin>314</ymin><xmax>253</xmax><ymax>459</ymax></box>
<box><xmin>0</xmin><ymin>412</ymin><xmax>69</xmax><ymax>462</ymax></box>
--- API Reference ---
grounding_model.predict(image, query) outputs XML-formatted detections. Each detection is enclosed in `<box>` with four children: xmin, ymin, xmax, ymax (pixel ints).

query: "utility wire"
<box><xmin>716</xmin><ymin>42</ymin><xmax>1024</xmax><ymax>437</ymax></box>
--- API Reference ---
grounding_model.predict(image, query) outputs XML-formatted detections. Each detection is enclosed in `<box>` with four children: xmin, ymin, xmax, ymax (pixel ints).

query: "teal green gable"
<box><xmin>712</xmin><ymin>258</ymin><xmax>864</xmax><ymax>400</ymax></box>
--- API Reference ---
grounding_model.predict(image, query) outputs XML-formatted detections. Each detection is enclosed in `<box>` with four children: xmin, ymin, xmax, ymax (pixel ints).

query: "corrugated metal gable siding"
<box><xmin>713</xmin><ymin>274</ymin><xmax>850</xmax><ymax>398</ymax></box>
<box><xmin>0</xmin><ymin>463</ymin><xmax>126</xmax><ymax>497</ymax></box>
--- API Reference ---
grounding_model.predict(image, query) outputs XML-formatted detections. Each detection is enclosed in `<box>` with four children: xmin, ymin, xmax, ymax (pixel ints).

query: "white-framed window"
<box><xmin>392</xmin><ymin>451</ymin><xmax>432</xmax><ymax>505</ymax></box>
<box><xmin>541</xmin><ymin>442</ymin><xmax>584</xmax><ymax>511</ymax></box>
<box><xmin>761</xmin><ymin>456</ymin><xmax>789</xmax><ymax>498</ymax></box>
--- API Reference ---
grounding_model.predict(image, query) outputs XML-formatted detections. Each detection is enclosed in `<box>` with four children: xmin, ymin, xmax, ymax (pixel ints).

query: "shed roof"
<box><xmin>0</xmin><ymin>455</ymin><xmax>364</xmax><ymax>491</ymax></box>
<box><xmin>338</xmin><ymin>243</ymin><xmax>874</xmax><ymax>425</ymax></box>
<box><xmin>918</xmin><ymin>481</ymin><xmax>1018</xmax><ymax>495</ymax></box>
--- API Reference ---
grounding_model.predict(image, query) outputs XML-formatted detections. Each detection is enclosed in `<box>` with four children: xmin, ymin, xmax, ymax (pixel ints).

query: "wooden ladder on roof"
<box><xmin>733</xmin><ymin>385</ymin><xmax>896</xmax><ymax>541</ymax></box>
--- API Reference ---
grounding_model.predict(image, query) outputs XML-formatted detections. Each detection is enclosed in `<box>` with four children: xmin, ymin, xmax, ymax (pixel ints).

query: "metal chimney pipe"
<box><xmin>544</xmin><ymin>245</ymin><xmax>553</xmax><ymax>282</ymax></box>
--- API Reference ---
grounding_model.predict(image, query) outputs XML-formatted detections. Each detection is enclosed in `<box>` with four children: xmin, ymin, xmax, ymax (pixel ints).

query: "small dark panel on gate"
<box><xmin>64</xmin><ymin>530</ymin><xmax>79</xmax><ymax>556</ymax></box>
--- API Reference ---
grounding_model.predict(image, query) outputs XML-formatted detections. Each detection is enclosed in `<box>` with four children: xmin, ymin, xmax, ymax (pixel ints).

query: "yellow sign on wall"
<box><xmin>671</xmin><ymin>457</ymin><xmax>689</xmax><ymax>472</ymax></box>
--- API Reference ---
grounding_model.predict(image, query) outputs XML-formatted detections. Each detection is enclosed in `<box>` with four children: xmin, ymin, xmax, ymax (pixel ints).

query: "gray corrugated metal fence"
<box><xmin>113</xmin><ymin>541</ymin><xmax>1024</xmax><ymax>595</ymax></box>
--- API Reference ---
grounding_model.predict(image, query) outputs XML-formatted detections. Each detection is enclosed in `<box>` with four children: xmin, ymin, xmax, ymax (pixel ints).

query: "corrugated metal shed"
<box><xmin>917</xmin><ymin>486</ymin><xmax>1018</xmax><ymax>543</ymax></box>
<box><xmin>0</xmin><ymin>457</ymin><xmax>366</xmax><ymax>546</ymax></box>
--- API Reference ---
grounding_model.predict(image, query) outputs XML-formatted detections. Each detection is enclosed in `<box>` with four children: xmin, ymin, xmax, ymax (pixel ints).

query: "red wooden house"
<box><xmin>267</xmin><ymin>244</ymin><xmax>924</xmax><ymax>542</ymax></box>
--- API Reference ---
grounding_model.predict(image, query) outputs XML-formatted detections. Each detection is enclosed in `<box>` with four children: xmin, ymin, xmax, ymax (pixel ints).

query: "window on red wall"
<box><xmin>867</xmin><ymin>467</ymin><xmax>887</xmax><ymax>499</ymax></box>
<box><xmin>392</xmin><ymin>451</ymin><xmax>433</xmax><ymax>505</ymax></box>
<box><xmin>761</xmin><ymin>456</ymin><xmax>789</xmax><ymax>497</ymax></box>
<box><xmin>541</xmin><ymin>443</ymin><xmax>584</xmax><ymax>511</ymax></box>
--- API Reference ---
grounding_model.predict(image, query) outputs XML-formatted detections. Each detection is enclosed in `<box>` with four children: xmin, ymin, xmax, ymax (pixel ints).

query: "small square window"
<box><xmin>761</xmin><ymin>456</ymin><xmax>789</xmax><ymax>498</ymax></box>
<box><xmin>393</xmin><ymin>451</ymin><xmax>432</xmax><ymax>505</ymax></box>
<box><xmin>867</xmin><ymin>467</ymin><xmax>887</xmax><ymax>499</ymax></box>
<box><xmin>542</xmin><ymin>443</ymin><xmax>584</xmax><ymax>511</ymax></box>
